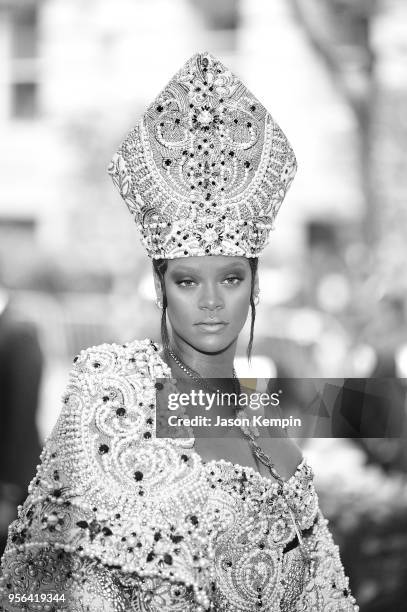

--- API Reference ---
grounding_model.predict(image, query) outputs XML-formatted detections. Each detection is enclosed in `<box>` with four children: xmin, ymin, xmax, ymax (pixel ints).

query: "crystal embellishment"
<box><xmin>108</xmin><ymin>52</ymin><xmax>297</xmax><ymax>259</ymax></box>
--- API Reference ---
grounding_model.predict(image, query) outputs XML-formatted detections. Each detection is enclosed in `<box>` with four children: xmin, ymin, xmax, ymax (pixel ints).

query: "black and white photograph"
<box><xmin>0</xmin><ymin>1</ymin><xmax>406</xmax><ymax>610</ymax></box>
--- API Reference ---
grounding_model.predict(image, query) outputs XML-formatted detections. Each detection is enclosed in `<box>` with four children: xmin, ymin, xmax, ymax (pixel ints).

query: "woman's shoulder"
<box><xmin>69</xmin><ymin>337</ymin><xmax>168</xmax><ymax>379</ymax></box>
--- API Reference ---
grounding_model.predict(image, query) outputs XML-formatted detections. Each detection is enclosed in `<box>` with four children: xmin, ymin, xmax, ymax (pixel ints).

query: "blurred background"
<box><xmin>0</xmin><ymin>0</ymin><xmax>407</xmax><ymax>608</ymax></box>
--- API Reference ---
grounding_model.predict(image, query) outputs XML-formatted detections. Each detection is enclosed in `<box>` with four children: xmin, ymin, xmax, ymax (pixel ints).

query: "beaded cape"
<box><xmin>108</xmin><ymin>52</ymin><xmax>297</xmax><ymax>259</ymax></box>
<box><xmin>0</xmin><ymin>339</ymin><xmax>358</xmax><ymax>611</ymax></box>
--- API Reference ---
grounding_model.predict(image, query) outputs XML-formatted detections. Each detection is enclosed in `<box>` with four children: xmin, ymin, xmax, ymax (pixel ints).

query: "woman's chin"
<box><xmin>189</xmin><ymin>333</ymin><xmax>236</xmax><ymax>354</ymax></box>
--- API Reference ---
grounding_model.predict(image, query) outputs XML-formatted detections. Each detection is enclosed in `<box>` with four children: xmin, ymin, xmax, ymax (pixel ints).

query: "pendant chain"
<box><xmin>166</xmin><ymin>346</ymin><xmax>310</xmax><ymax>561</ymax></box>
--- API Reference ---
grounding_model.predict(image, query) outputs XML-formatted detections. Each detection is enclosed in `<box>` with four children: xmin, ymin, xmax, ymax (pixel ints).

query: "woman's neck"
<box><xmin>165</xmin><ymin>336</ymin><xmax>237</xmax><ymax>379</ymax></box>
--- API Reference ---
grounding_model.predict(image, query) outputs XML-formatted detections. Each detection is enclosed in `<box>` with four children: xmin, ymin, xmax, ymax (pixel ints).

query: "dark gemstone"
<box><xmin>181</xmin><ymin>454</ymin><xmax>188</xmax><ymax>462</ymax></box>
<box><xmin>229</xmin><ymin>151</ymin><xmax>235</xmax><ymax>157</ymax></box>
<box><xmin>164</xmin><ymin>159</ymin><xmax>172</xmax><ymax>166</ymax></box>
<box><xmin>134</xmin><ymin>471</ymin><xmax>143</xmax><ymax>481</ymax></box>
<box><xmin>143</xmin><ymin>432</ymin><xmax>152</xmax><ymax>439</ymax></box>
<box><xmin>146</xmin><ymin>551</ymin><xmax>155</xmax><ymax>562</ymax></box>
<box><xmin>102</xmin><ymin>527</ymin><xmax>113</xmax><ymax>536</ymax></box>
<box><xmin>154</xmin><ymin>532</ymin><xmax>161</xmax><ymax>541</ymax></box>
<box><xmin>244</xmin><ymin>161</ymin><xmax>250</xmax><ymax>168</ymax></box>
<box><xmin>247</xmin><ymin>122</ymin><xmax>252</xmax><ymax>127</ymax></box>
<box><xmin>76</xmin><ymin>521</ymin><xmax>89</xmax><ymax>529</ymax></box>
<box><xmin>163</xmin><ymin>553</ymin><xmax>173</xmax><ymax>565</ymax></box>
<box><xmin>251</xmin><ymin>105</ymin><xmax>256</xmax><ymax>111</ymax></box>
<box><xmin>115</xmin><ymin>513</ymin><xmax>121</xmax><ymax>519</ymax></box>
<box><xmin>53</xmin><ymin>489</ymin><xmax>61</xmax><ymax>498</ymax></box>
<box><xmin>146</xmin><ymin>417</ymin><xmax>153</xmax><ymax>425</ymax></box>
<box><xmin>73</xmin><ymin>356</ymin><xmax>78</xmax><ymax>363</ymax></box>
<box><xmin>190</xmin><ymin>515</ymin><xmax>199</xmax><ymax>526</ymax></box>
<box><xmin>155</xmin><ymin>382</ymin><xmax>163</xmax><ymax>390</ymax></box>
<box><xmin>116</xmin><ymin>407</ymin><xmax>126</xmax><ymax>416</ymax></box>
<box><xmin>156</xmin><ymin>105</ymin><xmax>163</xmax><ymax>112</ymax></box>
<box><xmin>343</xmin><ymin>589</ymin><xmax>349</xmax><ymax>596</ymax></box>
<box><xmin>139</xmin><ymin>490</ymin><xmax>144</xmax><ymax>496</ymax></box>
<box><xmin>98</xmin><ymin>444</ymin><xmax>109</xmax><ymax>455</ymax></box>
<box><xmin>93</xmin><ymin>362</ymin><xmax>100</xmax><ymax>368</ymax></box>
<box><xmin>170</xmin><ymin>534</ymin><xmax>183</xmax><ymax>543</ymax></box>
<box><xmin>102</xmin><ymin>396</ymin><xmax>109</xmax><ymax>402</ymax></box>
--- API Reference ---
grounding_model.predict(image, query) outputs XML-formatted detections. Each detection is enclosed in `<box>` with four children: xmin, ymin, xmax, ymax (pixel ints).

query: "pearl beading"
<box><xmin>108</xmin><ymin>52</ymin><xmax>297</xmax><ymax>260</ymax></box>
<box><xmin>0</xmin><ymin>338</ymin><xmax>358</xmax><ymax>611</ymax></box>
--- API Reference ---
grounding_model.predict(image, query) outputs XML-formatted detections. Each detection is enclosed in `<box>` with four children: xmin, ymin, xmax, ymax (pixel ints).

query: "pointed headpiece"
<box><xmin>108</xmin><ymin>52</ymin><xmax>297</xmax><ymax>259</ymax></box>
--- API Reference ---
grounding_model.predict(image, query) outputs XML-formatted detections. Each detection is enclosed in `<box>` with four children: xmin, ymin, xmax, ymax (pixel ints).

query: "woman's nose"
<box><xmin>198</xmin><ymin>284</ymin><xmax>224</xmax><ymax>311</ymax></box>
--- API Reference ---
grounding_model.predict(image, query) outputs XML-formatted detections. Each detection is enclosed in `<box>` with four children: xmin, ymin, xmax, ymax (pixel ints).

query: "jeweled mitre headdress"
<box><xmin>108</xmin><ymin>52</ymin><xmax>297</xmax><ymax>259</ymax></box>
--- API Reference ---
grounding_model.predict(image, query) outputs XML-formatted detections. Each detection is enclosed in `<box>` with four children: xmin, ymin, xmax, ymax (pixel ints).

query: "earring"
<box><xmin>155</xmin><ymin>297</ymin><xmax>163</xmax><ymax>309</ymax></box>
<box><xmin>254</xmin><ymin>292</ymin><xmax>260</xmax><ymax>306</ymax></box>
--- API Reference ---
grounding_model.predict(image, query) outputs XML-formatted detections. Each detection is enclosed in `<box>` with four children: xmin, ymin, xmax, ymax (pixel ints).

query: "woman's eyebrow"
<box><xmin>168</xmin><ymin>267</ymin><xmax>199</xmax><ymax>275</ymax></box>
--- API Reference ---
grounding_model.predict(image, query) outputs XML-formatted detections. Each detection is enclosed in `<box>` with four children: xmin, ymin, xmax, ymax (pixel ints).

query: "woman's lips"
<box><xmin>195</xmin><ymin>322</ymin><xmax>229</xmax><ymax>332</ymax></box>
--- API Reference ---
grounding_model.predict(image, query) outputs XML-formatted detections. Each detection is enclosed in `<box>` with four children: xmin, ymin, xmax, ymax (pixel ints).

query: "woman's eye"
<box><xmin>177</xmin><ymin>279</ymin><xmax>195</xmax><ymax>287</ymax></box>
<box><xmin>223</xmin><ymin>276</ymin><xmax>242</xmax><ymax>285</ymax></box>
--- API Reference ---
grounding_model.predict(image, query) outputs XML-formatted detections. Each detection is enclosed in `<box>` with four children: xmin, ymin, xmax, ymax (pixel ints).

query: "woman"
<box><xmin>0</xmin><ymin>53</ymin><xmax>358</xmax><ymax>611</ymax></box>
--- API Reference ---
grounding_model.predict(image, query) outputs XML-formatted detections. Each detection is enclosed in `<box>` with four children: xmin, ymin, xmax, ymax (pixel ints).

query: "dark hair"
<box><xmin>152</xmin><ymin>257</ymin><xmax>258</xmax><ymax>361</ymax></box>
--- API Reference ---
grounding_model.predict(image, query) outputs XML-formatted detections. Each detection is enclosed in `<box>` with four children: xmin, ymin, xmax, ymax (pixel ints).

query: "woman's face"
<box><xmin>154</xmin><ymin>256</ymin><xmax>258</xmax><ymax>354</ymax></box>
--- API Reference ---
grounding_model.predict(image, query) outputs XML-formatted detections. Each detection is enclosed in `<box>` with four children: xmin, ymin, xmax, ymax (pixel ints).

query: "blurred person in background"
<box><xmin>0</xmin><ymin>53</ymin><xmax>357</xmax><ymax>611</ymax></box>
<box><xmin>0</xmin><ymin>279</ymin><xmax>43</xmax><ymax>557</ymax></box>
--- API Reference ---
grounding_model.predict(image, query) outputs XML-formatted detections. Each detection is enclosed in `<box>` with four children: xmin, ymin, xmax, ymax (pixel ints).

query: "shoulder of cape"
<box><xmin>67</xmin><ymin>337</ymin><xmax>170</xmax><ymax>384</ymax></box>
<box><xmin>2</xmin><ymin>337</ymin><xmax>212</xmax><ymax>603</ymax></box>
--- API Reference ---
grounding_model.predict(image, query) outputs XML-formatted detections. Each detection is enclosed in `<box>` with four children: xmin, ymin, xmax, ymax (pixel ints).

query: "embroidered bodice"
<box><xmin>0</xmin><ymin>339</ymin><xmax>358</xmax><ymax>611</ymax></box>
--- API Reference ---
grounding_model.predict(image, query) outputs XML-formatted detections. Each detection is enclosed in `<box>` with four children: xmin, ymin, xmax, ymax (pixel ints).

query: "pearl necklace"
<box><xmin>167</xmin><ymin>348</ymin><xmax>240</xmax><ymax>396</ymax></box>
